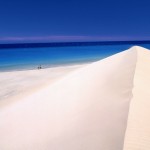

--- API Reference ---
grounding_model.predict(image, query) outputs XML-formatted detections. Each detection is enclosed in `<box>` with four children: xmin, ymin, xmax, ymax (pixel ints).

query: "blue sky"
<box><xmin>0</xmin><ymin>0</ymin><xmax>150</xmax><ymax>43</ymax></box>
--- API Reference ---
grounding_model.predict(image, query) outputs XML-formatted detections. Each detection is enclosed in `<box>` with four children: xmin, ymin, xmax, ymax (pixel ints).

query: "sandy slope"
<box><xmin>0</xmin><ymin>64</ymin><xmax>85</xmax><ymax>105</ymax></box>
<box><xmin>123</xmin><ymin>47</ymin><xmax>150</xmax><ymax>150</ymax></box>
<box><xmin>0</xmin><ymin>47</ymin><xmax>137</xmax><ymax>150</ymax></box>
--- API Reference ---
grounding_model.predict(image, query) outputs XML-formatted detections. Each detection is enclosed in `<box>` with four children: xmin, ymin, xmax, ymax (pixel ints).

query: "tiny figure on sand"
<box><xmin>37</xmin><ymin>65</ymin><xmax>42</xmax><ymax>70</ymax></box>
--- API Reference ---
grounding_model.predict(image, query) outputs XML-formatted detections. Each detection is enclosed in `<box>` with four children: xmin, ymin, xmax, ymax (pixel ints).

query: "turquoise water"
<box><xmin>0</xmin><ymin>44</ymin><xmax>150</xmax><ymax>72</ymax></box>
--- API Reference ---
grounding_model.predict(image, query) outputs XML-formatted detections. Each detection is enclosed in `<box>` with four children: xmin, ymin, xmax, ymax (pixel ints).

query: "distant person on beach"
<box><xmin>38</xmin><ymin>65</ymin><xmax>42</xmax><ymax>70</ymax></box>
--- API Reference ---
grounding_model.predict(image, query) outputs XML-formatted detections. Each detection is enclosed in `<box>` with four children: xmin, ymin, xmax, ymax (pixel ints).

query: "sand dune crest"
<box><xmin>123</xmin><ymin>46</ymin><xmax>150</xmax><ymax>150</ymax></box>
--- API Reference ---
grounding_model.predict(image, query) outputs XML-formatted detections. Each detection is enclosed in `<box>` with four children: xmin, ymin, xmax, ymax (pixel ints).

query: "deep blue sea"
<box><xmin>0</xmin><ymin>44</ymin><xmax>150</xmax><ymax>72</ymax></box>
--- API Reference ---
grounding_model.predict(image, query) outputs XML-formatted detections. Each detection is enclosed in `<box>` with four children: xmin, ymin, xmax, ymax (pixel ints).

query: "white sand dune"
<box><xmin>0</xmin><ymin>46</ymin><xmax>150</xmax><ymax>150</ymax></box>
<box><xmin>123</xmin><ymin>47</ymin><xmax>150</xmax><ymax>150</ymax></box>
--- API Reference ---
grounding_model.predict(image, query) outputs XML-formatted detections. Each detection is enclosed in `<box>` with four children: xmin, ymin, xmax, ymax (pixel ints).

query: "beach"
<box><xmin>0</xmin><ymin>64</ymin><xmax>87</xmax><ymax>106</ymax></box>
<box><xmin>1</xmin><ymin>0</ymin><xmax>150</xmax><ymax>148</ymax></box>
<box><xmin>0</xmin><ymin>46</ymin><xmax>136</xmax><ymax>150</ymax></box>
<box><xmin>1</xmin><ymin>46</ymin><xmax>150</xmax><ymax>150</ymax></box>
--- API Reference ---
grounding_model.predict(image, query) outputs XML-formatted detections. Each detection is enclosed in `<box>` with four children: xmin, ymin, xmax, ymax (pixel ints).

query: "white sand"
<box><xmin>0</xmin><ymin>64</ymin><xmax>85</xmax><ymax>105</ymax></box>
<box><xmin>123</xmin><ymin>47</ymin><xmax>150</xmax><ymax>150</ymax></box>
<box><xmin>1</xmin><ymin>46</ymin><xmax>150</xmax><ymax>150</ymax></box>
<box><xmin>0</xmin><ymin>47</ymin><xmax>138</xmax><ymax>150</ymax></box>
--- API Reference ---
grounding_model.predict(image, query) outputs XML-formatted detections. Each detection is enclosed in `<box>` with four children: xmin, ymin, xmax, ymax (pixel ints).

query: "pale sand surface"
<box><xmin>123</xmin><ymin>47</ymin><xmax>150</xmax><ymax>150</ymax></box>
<box><xmin>0</xmin><ymin>64</ymin><xmax>86</xmax><ymax>105</ymax></box>
<box><xmin>0</xmin><ymin>47</ymin><xmax>137</xmax><ymax>150</ymax></box>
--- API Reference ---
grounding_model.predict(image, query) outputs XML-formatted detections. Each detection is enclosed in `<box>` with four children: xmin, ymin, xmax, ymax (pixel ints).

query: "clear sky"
<box><xmin>0</xmin><ymin>0</ymin><xmax>150</xmax><ymax>43</ymax></box>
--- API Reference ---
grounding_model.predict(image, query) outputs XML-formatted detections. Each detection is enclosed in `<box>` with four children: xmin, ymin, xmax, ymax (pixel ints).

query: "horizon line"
<box><xmin>0</xmin><ymin>40</ymin><xmax>150</xmax><ymax>49</ymax></box>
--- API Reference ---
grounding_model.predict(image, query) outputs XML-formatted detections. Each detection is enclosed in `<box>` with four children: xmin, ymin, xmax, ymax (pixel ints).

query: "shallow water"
<box><xmin>0</xmin><ymin>44</ymin><xmax>150</xmax><ymax>72</ymax></box>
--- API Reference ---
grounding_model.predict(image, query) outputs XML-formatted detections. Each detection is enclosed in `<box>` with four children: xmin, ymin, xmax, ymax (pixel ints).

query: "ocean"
<box><xmin>0</xmin><ymin>43</ymin><xmax>150</xmax><ymax>72</ymax></box>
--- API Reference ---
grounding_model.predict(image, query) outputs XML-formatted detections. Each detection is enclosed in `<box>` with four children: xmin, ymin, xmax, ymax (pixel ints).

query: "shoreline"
<box><xmin>0</xmin><ymin>59</ymin><xmax>96</xmax><ymax>73</ymax></box>
<box><xmin>0</xmin><ymin>62</ymin><xmax>88</xmax><ymax>107</ymax></box>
